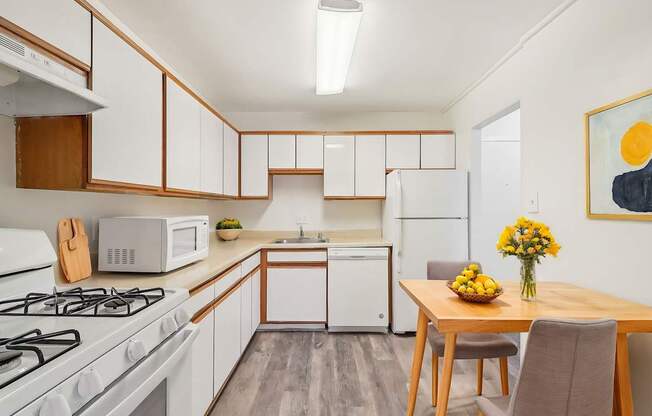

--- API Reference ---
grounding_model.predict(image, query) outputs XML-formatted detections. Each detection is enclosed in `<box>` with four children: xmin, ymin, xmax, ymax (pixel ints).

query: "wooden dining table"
<box><xmin>400</xmin><ymin>280</ymin><xmax>652</xmax><ymax>416</ymax></box>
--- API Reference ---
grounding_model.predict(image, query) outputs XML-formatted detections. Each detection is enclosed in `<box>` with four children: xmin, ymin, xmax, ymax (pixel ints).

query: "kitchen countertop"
<box><xmin>63</xmin><ymin>230</ymin><xmax>391</xmax><ymax>293</ymax></box>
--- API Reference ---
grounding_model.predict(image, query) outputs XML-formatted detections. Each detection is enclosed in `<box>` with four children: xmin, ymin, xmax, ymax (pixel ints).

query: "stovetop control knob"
<box><xmin>39</xmin><ymin>393</ymin><xmax>72</xmax><ymax>416</ymax></box>
<box><xmin>77</xmin><ymin>367</ymin><xmax>105</xmax><ymax>399</ymax></box>
<box><xmin>175</xmin><ymin>308</ymin><xmax>191</xmax><ymax>326</ymax></box>
<box><xmin>126</xmin><ymin>339</ymin><xmax>147</xmax><ymax>362</ymax></box>
<box><xmin>161</xmin><ymin>315</ymin><xmax>178</xmax><ymax>336</ymax></box>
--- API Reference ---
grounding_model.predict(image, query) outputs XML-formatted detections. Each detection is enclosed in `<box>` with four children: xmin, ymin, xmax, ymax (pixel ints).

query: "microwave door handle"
<box><xmin>102</xmin><ymin>324</ymin><xmax>199</xmax><ymax>416</ymax></box>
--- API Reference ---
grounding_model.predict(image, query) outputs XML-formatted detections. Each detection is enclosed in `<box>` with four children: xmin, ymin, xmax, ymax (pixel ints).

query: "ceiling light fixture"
<box><xmin>316</xmin><ymin>0</ymin><xmax>363</xmax><ymax>95</ymax></box>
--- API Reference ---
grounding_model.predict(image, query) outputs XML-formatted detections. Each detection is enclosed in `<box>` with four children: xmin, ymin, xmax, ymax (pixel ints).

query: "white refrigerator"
<box><xmin>382</xmin><ymin>170</ymin><xmax>469</xmax><ymax>333</ymax></box>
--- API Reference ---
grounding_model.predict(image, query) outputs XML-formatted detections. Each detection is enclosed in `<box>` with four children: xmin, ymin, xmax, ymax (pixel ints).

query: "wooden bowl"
<box><xmin>216</xmin><ymin>229</ymin><xmax>242</xmax><ymax>241</ymax></box>
<box><xmin>446</xmin><ymin>281</ymin><xmax>503</xmax><ymax>303</ymax></box>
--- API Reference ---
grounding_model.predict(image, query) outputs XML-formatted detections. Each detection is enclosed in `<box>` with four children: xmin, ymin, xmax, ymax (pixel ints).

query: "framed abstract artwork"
<box><xmin>585</xmin><ymin>89</ymin><xmax>652</xmax><ymax>221</ymax></box>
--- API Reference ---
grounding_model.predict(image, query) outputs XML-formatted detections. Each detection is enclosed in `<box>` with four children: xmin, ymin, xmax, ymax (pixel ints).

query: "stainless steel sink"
<box><xmin>272</xmin><ymin>237</ymin><xmax>329</xmax><ymax>244</ymax></box>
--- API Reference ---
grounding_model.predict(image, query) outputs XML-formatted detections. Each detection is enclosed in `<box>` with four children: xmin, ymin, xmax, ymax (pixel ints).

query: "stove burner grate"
<box><xmin>0</xmin><ymin>287</ymin><xmax>165</xmax><ymax>317</ymax></box>
<box><xmin>0</xmin><ymin>329</ymin><xmax>80</xmax><ymax>389</ymax></box>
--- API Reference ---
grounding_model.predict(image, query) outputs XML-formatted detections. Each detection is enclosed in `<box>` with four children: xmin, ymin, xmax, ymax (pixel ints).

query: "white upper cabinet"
<box><xmin>91</xmin><ymin>18</ymin><xmax>162</xmax><ymax>187</ymax></box>
<box><xmin>200</xmin><ymin>106</ymin><xmax>224</xmax><ymax>194</ymax></box>
<box><xmin>420</xmin><ymin>134</ymin><xmax>456</xmax><ymax>169</ymax></box>
<box><xmin>3</xmin><ymin>0</ymin><xmax>91</xmax><ymax>65</ymax></box>
<box><xmin>223</xmin><ymin>124</ymin><xmax>239</xmax><ymax>197</ymax></box>
<box><xmin>166</xmin><ymin>78</ymin><xmax>201</xmax><ymax>191</ymax></box>
<box><xmin>296</xmin><ymin>135</ymin><xmax>324</xmax><ymax>169</ymax></box>
<box><xmin>386</xmin><ymin>135</ymin><xmax>420</xmax><ymax>169</ymax></box>
<box><xmin>324</xmin><ymin>136</ymin><xmax>355</xmax><ymax>197</ymax></box>
<box><xmin>241</xmin><ymin>135</ymin><xmax>269</xmax><ymax>197</ymax></box>
<box><xmin>268</xmin><ymin>135</ymin><xmax>295</xmax><ymax>169</ymax></box>
<box><xmin>355</xmin><ymin>135</ymin><xmax>386</xmax><ymax>197</ymax></box>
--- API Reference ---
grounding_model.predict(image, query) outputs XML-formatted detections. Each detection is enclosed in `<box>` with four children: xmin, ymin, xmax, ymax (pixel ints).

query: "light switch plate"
<box><xmin>526</xmin><ymin>191</ymin><xmax>539</xmax><ymax>213</ymax></box>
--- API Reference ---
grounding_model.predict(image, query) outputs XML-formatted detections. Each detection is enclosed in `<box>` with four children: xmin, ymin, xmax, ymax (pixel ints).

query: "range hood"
<box><xmin>0</xmin><ymin>32</ymin><xmax>107</xmax><ymax>117</ymax></box>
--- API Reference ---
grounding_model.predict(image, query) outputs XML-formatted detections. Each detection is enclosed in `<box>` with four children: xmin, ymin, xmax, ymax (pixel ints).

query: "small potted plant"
<box><xmin>216</xmin><ymin>218</ymin><xmax>243</xmax><ymax>241</ymax></box>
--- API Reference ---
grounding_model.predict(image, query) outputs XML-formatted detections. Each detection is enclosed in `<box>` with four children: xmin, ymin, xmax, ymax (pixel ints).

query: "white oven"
<box><xmin>99</xmin><ymin>216</ymin><xmax>209</xmax><ymax>273</ymax></box>
<box><xmin>78</xmin><ymin>324</ymin><xmax>198</xmax><ymax>416</ymax></box>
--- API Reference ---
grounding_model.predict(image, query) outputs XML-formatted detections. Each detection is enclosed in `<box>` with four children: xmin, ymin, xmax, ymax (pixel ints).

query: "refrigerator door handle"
<box><xmin>396</xmin><ymin>220</ymin><xmax>403</xmax><ymax>273</ymax></box>
<box><xmin>395</xmin><ymin>170</ymin><xmax>403</xmax><ymax>219</ymax></box>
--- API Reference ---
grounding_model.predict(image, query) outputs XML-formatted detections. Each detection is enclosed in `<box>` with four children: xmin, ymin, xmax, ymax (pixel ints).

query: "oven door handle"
<box><xmin>106</xmin><ymin>324</ymin><xmax>198</xmax><ymax>416</ymax></box>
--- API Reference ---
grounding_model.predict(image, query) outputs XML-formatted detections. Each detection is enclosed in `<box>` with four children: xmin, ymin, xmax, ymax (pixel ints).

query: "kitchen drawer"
<box><xmin>267</xmin><ymin>250</ymin><xmax>327</xmax><ymax>263</ymax></box>
<box><xmin>242</xmin><ymin>252</ymin><xmax>261</xmax><ymax>276</ymax></box>
<box><xmin>214</xmin><ymin>264</ymin><xmax>242</xmax><ymax>299</ymax></box>
<box><xmin>185</xmin><ymin>284</ymin><xmax>215</xmax><ymax>317</ymax></box>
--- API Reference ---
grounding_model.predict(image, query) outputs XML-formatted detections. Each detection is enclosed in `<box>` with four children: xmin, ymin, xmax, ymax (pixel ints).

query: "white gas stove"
<box><xmin>0</xmin><ymin>229</ymin><xmax>197</xmax><ymax>416</ymax></box>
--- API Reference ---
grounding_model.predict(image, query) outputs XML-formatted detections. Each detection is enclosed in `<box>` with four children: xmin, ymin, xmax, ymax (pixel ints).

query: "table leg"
<box><xmin>406</xmin><ymin>309</ymin><xmax>429</xmax><ymax>416</ymax></box>
<box><xmin>435</xmin><ymin>332</ymin><xmax>457</xmax><ymax>416</ymax></box>
<box><xmin>613</xmin><ymin>333</ymin><xmax>633</xmax><ymax>416</ymax></box>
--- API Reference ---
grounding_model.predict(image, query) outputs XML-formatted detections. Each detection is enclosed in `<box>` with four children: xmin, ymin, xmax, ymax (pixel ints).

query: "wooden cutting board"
<box><xmin>57</xmin><ymin>218</ymin><xmax>92</xmax><ymax>283</ymax></box>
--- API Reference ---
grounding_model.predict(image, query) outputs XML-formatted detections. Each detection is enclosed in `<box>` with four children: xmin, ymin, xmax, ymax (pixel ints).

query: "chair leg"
<box><xmin>476</xmin><ymin>358</ymin><xmax>483</xmax><ymax>396</ymax></box>
<box><xmin>432</xmin><ymin>352</ymin><xmax>438</xmax><ymax>407</ymax></box>
<box><xmin>499</xmin><ymin>357</ymin><xmax>509</xmax><ymax>396</ymax></box>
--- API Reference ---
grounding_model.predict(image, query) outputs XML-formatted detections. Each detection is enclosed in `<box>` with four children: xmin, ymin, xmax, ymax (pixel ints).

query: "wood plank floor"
<box><xmin>210</xmin><ymin>331</ymin><xmax>515</xmax><ymax>416</ymax></box>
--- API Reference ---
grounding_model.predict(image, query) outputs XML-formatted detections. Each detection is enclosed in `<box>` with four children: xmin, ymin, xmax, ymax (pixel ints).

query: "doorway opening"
<box><xmin>471</xmin><ymin>105</ymin><xmax>521</xmax><ymax>278</ymax></box>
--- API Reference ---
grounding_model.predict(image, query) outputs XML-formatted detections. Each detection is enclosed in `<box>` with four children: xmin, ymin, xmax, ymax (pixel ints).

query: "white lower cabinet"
<box><xmin>267</xmin><ymin>267</ymin><xmax>327</xmax><ymax>322</ymax></box>
<box><xmin>240</xmin><ymin>277</ymin><xmax>253</xmax><ymax>352</ymax></box>
<box><xmin>252</xmin><ymin>270</ymin><xmax>261</xmax><ymax>330</ymax></box>
<box><xmin>213</xmin><ymin>288</ymin><xmax>241</xmax><ymax>396</ymax></box>
<box><xmin>191</xmin><ymin>312</ymin><xmax>214</xmax><ymax>416</ymax></box>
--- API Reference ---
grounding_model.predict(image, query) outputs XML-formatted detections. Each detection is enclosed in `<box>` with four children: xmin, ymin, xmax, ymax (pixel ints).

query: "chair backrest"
<box><xmin>507</xmin><ymin>319</ymin><xmax>617</xmax><ymax>416</ymax></box>
<box><xmin>426</xmin><ymin>260</ymin><xmax>481</xmax><ymax>281</ymax></box>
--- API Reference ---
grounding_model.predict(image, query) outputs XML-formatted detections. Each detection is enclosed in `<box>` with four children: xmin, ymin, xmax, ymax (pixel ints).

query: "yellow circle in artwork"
<box><xmin>620</xmin><ymin>121</ymin><xmax>652</xmax><ymax>166</ymax></box>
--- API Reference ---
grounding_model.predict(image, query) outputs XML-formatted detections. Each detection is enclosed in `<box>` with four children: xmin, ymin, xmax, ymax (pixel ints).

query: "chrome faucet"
<box><xmin>299</xmin><ymin>224</ymin><xmax>305</xmax><ymax>239</ymax></box>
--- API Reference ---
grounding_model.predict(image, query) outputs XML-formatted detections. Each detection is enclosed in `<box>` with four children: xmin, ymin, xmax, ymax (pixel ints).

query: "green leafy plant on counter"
<box><xmin>216</xmin><ymin>218</ymin><xmax>243</xmax><ymax>230</ymax></box>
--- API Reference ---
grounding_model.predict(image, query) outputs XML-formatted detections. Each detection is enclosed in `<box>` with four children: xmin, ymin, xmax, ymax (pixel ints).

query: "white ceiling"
<box><xmin>100</xmin><ymin>0</ymin><xmax>565</xmax><ymax>113</ymax></box>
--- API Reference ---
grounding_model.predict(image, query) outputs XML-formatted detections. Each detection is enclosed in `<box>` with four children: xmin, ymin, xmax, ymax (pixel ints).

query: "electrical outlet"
<box><xmin>526</xmin><ymin>192</ymin><xmax>539</xmax><ymax>213</ymax></box>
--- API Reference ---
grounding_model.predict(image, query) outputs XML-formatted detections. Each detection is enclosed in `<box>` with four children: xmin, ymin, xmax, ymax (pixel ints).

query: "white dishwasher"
<box><xmin>327</xmin><ymin>247</ymin><xmax>389</xmax><ymax>332</ymax></box>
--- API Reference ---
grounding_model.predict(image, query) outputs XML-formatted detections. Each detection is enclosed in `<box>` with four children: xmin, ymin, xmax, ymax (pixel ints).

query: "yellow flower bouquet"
<box><xmin>497</xmin><ymin>216</ymin><xmax>561</xmax><ymax>301</ymax></box>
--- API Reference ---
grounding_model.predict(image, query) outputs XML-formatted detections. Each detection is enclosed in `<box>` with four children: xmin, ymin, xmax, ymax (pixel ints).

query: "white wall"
<box><xmin>471</xmin><ymin>109</ymin><xmax>521</xmax><ymax>279</ymax></box>
<box><xmin>445</xmin><ymin>0</ymin><xmax>652</xmax><ymax>411</ymax></box>
<box><xmin>225</xmin><ymin>111</ymin><xmax>445</xmax><ymax>131</ymax></box>
<box><xmin>217</xmin><ymin>175</ymin><xmax>381</xmax><ymax>231</ymax></box>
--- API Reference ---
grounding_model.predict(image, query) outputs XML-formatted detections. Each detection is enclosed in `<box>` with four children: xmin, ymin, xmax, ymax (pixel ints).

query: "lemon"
<box><xmin>452</xmin><ymin>281</ymin><xmax>460</xmax><ymax>290</ymax></box>
<box><xmin>462</xmin><ymin>269</ymin><xmax>475</xmax><ymax>279</ymax></box>
<box><xmin>468</xmin><ymin>263</ymin><xmax>480</xmax><ymax>272</ymax></box>
<box><xmin>476</xmin><ymin>287</ymin><xmax>486</xmax><ymax>295</ymax></box>
<box><xmin>494</xmin><ymin>280</ymin><xmax>502</xmax><ymax>289</ymax></box>
<box><xmin>458</xmin><ymin>286</ymin><xmax>466</xmax><ymax>294</ymax></box>
<box><xmin>486</xmin><ymin>288</ymin><xmax>495</xmax><ymax>295</ymax></box>
<box><xmin>455</xmin><ymin>275</ymin><xmax>465</xmax><ymax>284</ymax></box>
<box><xmin>466</xmin><ymin>287</ymin><xmax>475</xmax><ymax>294</ymax></box>
<box><xmin>484</xmin><ymin>279</ymin><xmax>496</xmax><ymax>290</ymax></box>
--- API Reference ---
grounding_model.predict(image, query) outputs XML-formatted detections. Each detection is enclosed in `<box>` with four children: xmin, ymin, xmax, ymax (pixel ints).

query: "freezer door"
<box><xmin>392</xmin><ymin>218</ymin><xmax>468</xmax><ymax>333</ymax></box>
<box><xmin>397</xmin><ymin>170</ymin><xmax>468</xmax><ymax>219</ymax></box>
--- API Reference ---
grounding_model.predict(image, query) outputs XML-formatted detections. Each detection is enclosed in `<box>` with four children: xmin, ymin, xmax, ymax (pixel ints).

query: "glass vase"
<box><xmin>520</xmin><ymin>257</ymin><xmax>537</xmax><ymax>301</ymax></box>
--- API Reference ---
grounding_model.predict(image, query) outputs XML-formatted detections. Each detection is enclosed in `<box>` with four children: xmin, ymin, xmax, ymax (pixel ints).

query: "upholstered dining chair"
<box><xmin>476</xmin><ymin>318</ymin><xmax>617</xmax><ymax>416</ymax></box>
<box><xmin>427</xmin><ymin>261</ymin><xmax>518</xmax><ymax>406</ymax></box>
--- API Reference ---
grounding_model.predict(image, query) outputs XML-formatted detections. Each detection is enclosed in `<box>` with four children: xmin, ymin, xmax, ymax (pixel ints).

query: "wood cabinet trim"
<box><xmin>268</xmin><ymin>168</ymin><xmax>323</xmax><ymax>176</ymax></box>
<box><xmin>241</xmin><ymin>130</ymin><xmax>454</xmax><ymax>136</ymax></box>
<box><xmin>266</xmin><ymin>262</ymin><xmax>328</xmax><ymax>268</ymax></box>
<box><xmin>324</xmin><ymin>195</ymin><xmax>385</xmax><ymax>200</ymax></box>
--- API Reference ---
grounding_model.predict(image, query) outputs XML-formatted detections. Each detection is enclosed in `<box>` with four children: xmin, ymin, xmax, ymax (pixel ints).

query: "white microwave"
<box><xmin>98</xmin><ymin>216</ymin><xmax>209</xmax><ymax>273</ymax></box>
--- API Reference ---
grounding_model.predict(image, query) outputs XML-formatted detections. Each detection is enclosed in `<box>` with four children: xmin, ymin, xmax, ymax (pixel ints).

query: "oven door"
<box><xmin>78</xmin><ymin>324</ymin><xmax>198</xmax><ymax>416</ymax></box>
<box><xmin>163</xmin><ymin>218</ymin><xmax>209</xmax><ymax>272</ymax></box>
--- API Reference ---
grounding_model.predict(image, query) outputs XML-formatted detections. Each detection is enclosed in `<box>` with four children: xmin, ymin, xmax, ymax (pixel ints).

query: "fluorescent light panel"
<box><xmin>316</xmin><ymin>0</ymin><xmax>363</xmax><ymax>95</ymax></box>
